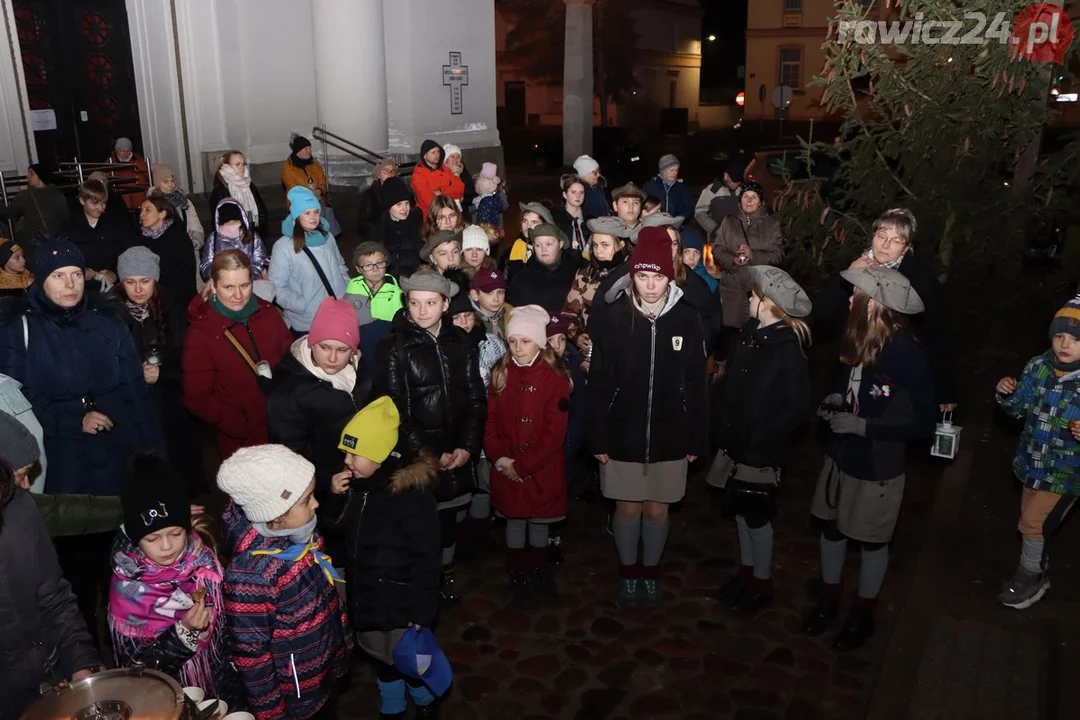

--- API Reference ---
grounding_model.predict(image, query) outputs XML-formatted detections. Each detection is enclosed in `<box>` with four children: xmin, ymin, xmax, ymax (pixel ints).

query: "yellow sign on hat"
<box><xmin>339</xmin><ymin>396</ymin><xmax>401</xmax><ymax>463</ymax></box>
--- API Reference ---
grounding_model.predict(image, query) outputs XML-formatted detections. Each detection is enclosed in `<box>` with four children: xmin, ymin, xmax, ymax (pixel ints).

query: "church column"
<box><xmin>563</xmin><ymin>0</ymin><xmax>594</xmax><ymax>165</ymax></box>
<box><xmin>311</xmin><ymin>0</ymin><xmax>388</xmax><ymax>173</ymax></box>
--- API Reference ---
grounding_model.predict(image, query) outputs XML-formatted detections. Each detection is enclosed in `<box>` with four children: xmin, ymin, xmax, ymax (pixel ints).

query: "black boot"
<box><xmin>414</xmin><ymin>701</ymin><xmax>439</xmax><ymax>719</ymax></box>
<box><xmin>440</xmin><ymin>564</ymin><xmax>461</xmax><ymax>610</ymax></box>
<box><xmin>731</xmin><ymin>577</ymin><xmax>773</xmax><ymax>614</ymax></box>
<box><xmin>508</xmin><ymin>567</ymin><xmax>532</xmax><ymax>607</ymax></box>
<box><xmin>530</xmin><ymin>547</ymin><xmax>559</xmax><ymax>605</ymax></box>
<box><xmin>547</xmin><ymin>533</ymin><xmax>565</xmax><ymax>566</ymax></box>
<box><xmin>834</xmin><ymin>604</ymin><xmax>875</xmax><ymax>651</ymax></box>
<box><xmin>803</xmin><ymin>599</ymin><xmax>839</xmax><ymax>637</ymax></box>
<box><xmin>715</xmin><ymin>567</ymin><xmax>752</xmax><ymax>606</ymax></box>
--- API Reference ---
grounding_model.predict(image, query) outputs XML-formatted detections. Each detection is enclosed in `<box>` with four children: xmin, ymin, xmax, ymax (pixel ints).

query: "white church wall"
<box><xmin>0</xmin><ymin>0</ymin><xmax>34</xmax><ymax>173</ymax></box>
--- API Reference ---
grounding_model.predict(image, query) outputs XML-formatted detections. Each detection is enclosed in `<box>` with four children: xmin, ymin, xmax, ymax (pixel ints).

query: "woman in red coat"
<box><xmin>410</xmin><ymin>140</ymin><xmax>465</xmax><ymax>222</ymax></box>
<box><xmin>484</xmin><ymin>305</ymin><xmax>572</xmax><ymax>608</ymax></box>
<box><xmin>183</xmin><ymin>249</ymin><xmax>292</xmax><ymax>460</ymax></box>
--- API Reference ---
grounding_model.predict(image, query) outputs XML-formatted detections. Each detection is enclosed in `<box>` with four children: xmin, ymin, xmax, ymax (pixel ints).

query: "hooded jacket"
<box><xmin>322</xmin><ymin>449</ymin><xmax>441</xmax><ymax>631</ymax></box>
<box><xmin>582</xmin><ymin>176</ymin><xmax>611</xmax><ymax>220</ymax></box>
<box><xmin>0</xmin><ymin>288</ymin><xmax>163</xmax><ymax>495</ymax></box>
<box><xmin>182</xmin><ymin>295</ymin><xmax>293</xmax><ymax>460</ymax></box>
<box><xmin>268</xmin><ymin>217</ymin><xmax>350</xmax><ymax>333</ymax></box>
<box><xmin>221</xmin><ymin>502</ymin><xmax>351</xmax><ymax>720</ymax></box>
<box><xmin>410</xmin><ymin>141</ymin><xmax>465</xmax><ymax>221</ymax></box>
<box><xmin>375</xmin><ymin>208</ymin><xmax>424</xmax><ymax>279</ymax></box>
<box><xmin>200</xmin><ymin>198</ymin><xmax>269</xmax><ymax>281</ymax></box>
<box><xmin>485</xmin><ymin>358</ymin><xmax>572</xmax><ymax>520</ymax></box>
<box><xmin>714</xmin><ymin>207</ymin><xmax>785</xmax><ymax>327</ymax></box>
<box><xmin>1</xmin><ymin>487</ymin><xmax>102</xmax><ymax>720</ymax></box>
<box><xmin>374</xmin><ymin>310</ymin><xmax>487</xmax><ymax>503</ymax></box>
<box><xmin>713</xmin><ymin>319</ymin><xmax>810</xmax><ymax>468</ymax></box>
<box><xmin>587</xmin><ymin>281</ymin><xmax>709</xmax><ymax>464</ymax></box>
<box><xmin>209</xmin><ymin>180</ymin><xmax>269</xmax><ymax>241</ymax></box>
<box><xmin>506</xmin><ymin>249</ymin><xmax>582</xmax><ymax>315</ymax></box>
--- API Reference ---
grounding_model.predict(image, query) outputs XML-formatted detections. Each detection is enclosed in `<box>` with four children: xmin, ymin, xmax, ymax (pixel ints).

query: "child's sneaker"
<box><xmin>640</xmin><ymin>578</ymin><xmax>664</xmax><ymax>605</ymax></box>
<box><xmin>618</xmin><ymin>578</ymin><xmax>641</xmax><ymax>606</ymax></box>
<box><xmin>997</xmin><ymin>567</ymin><xmax>1050</xmax><ymax>609</ymax></box>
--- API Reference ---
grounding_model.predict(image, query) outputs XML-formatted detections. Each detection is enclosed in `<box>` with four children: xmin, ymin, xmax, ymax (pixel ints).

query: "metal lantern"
<box><xmin>931</xmin><ymin>412</ymin><xmax>962</xmax><ymax>460</ymax></box>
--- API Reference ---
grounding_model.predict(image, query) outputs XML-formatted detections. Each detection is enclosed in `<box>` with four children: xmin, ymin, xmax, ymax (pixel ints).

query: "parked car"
<box><xmin>531</xmin><ymin>127</ymin><xmax>644</xmax><ymax>174</ymax></box>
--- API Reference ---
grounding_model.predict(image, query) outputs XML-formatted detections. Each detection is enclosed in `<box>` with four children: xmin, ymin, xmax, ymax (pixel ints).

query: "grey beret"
<box><xmin>840</xmin><ymin>266</ymin><xmax>925</xmax><ymax>315</ymax></box>
<box><xmin>518</xmin><ymin>201</ymin><xmax>554</xmax><ymax>226</ymax></box>
<box><xmin>0</xmin><ymin>411</ymin><xmax>40</xmax><ymax>469</ymax></box>
<box><xmin>612</xmin><ymin>182</ymin><xmax>646</xmax><ymax>201</ymax></box>
<box><xmin>631</xmin><ymin>212</ymin><xmax>685</xmax><ymax>244</ymax></box>
<box><xmin>659</xmin><ymin>154</ymin><xmax>680</xmax><ymax>173</ymax></box>
<box><xmin>586</xmin><ymin>216</ymin><xmax>632</xmax><ymax>239</ymax></box>
<box><xmin>420</xmin><ymin>230</ymin><xmax>462</xmax><ymax>262</ymax></box>
<box><xmin>401</xmin><ymin>268</ymin><xmax>459</xmax><ymax>298</ymax></box>
<box><xmin>117</xmin><ymin>246</ymin><xmax>161</xmax><ymax>281</ymax></box>
<box><xmin>746</xmin><ymin>265</ymin><xmax>812</xmax><ymax>318</ymax></box>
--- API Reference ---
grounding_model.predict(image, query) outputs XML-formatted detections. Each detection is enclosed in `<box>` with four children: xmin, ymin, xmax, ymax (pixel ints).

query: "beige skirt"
<box><xmin>810</xmin><ymin>456</ymin><xmax>905</xmax><ymax>543</ymax></box>
<box><xmin>356</xmin><ymin>628</ymin><xmax>407</xmax><ymax>666</ymax></box>
<box><xmin>601</xmin><ymin>458</ymin><xmax>688</xmax><ymax>504</ymax></box>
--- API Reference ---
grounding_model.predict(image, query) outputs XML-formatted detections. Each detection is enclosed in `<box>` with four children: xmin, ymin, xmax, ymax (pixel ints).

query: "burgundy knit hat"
<box><xmin>546</xmin><ymin>313</ymin><xmax>567</xmax><ymax>338</ymax></box>
<box><xmin>630</xmin><ymin>227</ymin><xmax>674</xmax><ymax>280</ymax></box>
<box><xmin>308</xmin><ymin>298</ymin><xmax>360</xmax><ymax>352</ymax></box>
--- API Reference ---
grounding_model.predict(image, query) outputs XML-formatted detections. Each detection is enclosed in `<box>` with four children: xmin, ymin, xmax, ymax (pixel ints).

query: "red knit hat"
<box><xmin>630</xmin><ymin>227</ymin><xmax>674</xmax><ymax>280</ymax></box>
<box><xmin>308</xmin><ymin>298</ymin><xmax>360</xmax><ymax>351</ymax></box>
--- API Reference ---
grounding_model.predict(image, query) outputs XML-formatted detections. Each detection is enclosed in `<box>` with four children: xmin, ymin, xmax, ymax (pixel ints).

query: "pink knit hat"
<box><xmin>507</xmin><ymin>305</ymin><xmax>550</xmax><ymax>349</ymax></box>
<box><xmin>480</xmin><ymin>162</ymin><xmax>498</xmax><ymax>179</ymax></box>
<box><xmin>308</xmin><ymin>298</ymin><xmax>360</xmax><ymax>351</ymax></box>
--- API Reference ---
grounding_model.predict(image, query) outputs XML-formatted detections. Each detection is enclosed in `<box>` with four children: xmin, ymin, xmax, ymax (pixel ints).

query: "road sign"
<box><xmin>770</xmin><ymin>85</ymin><xmax>794</xmax><ymax>109</ymax></box>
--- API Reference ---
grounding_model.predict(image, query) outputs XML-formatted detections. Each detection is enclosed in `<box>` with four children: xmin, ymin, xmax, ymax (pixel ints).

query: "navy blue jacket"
<box><xmin>0</xmin><ymin>286</ymin><xmax>163</xmax><ymax>495</ymax></box>
<box><xmin>643</xmin><ymin>176</ymin><xmax>694</xmax><ymax>220</ymax></box>
<box><xmin>564</xmin><ymin>344</ymin><xmax>587</xmax><ymax>458</ymax></box>
<box><xmin>582</xmin><ymin>179</ymin><xmax>611</xmax><ymax>220</ymax></box>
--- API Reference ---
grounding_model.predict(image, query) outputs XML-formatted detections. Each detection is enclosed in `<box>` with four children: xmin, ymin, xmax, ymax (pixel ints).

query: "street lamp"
<box><xmin>707</xmin><ymin>34</ymin><xmax>716</xmax><ymax>42</ymax></box>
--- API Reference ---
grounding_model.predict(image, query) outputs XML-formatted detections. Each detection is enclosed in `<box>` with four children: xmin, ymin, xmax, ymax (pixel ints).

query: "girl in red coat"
<box><xmin>484</xmin><ymin>304</ymin><xmax>572</xmax><ymax>607</ymax></box>
<box><xmin>183</xmin><ymin>249</ymin><xmax>292</xmax><ymax>461</ymax></box>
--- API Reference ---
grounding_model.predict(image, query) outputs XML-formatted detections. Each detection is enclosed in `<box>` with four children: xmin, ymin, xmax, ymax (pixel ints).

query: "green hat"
<box><xmin>420</xmin><ymin>230</ymin><xmax>462</xmax><ymax>262</ymax></box>
<box><xmin>528</xmin><ymin>223</ymin><xmax>569</xmax><ymax>247</ymax></box>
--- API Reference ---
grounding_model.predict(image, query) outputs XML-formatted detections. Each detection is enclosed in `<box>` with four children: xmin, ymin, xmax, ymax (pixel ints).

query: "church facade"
<box><xmin>0</xmin><ymin>0</ymin><xmax>502</xmax><ymax>191</ymax></box>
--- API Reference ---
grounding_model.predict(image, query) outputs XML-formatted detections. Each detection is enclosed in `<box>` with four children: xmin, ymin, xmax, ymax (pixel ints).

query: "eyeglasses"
<box><xmin>437</xmin><ymin>212</ymin><xmax>460</xmax><ymax>221</ymax></box>
<box><xmin>874</xmin><ymin>233</ymin><xmax>908</xmax><ymax>248</ymax></box>
<box><xmin>360</xmin><ymin>260</ymin><xmax>388</xmax><ymax>271</ymax></box>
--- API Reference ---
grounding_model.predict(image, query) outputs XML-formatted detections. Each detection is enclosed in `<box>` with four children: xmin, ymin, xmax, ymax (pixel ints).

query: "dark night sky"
<box><xmin>699</xmin><ymin>0</ymin><xmax>748</xmax><ymax>101</ymax></box>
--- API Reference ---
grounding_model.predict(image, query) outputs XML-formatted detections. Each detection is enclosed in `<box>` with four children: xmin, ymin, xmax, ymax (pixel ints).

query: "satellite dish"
<box><xmin>770</xmin><ymin>85</ymin><xmax>794</xmax><ymax>109</ymax></box>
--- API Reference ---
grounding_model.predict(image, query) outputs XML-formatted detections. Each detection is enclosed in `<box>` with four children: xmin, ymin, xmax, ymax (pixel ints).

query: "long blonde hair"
<box><xmin>751</xmin><ymin>287</ymin><xmax>812</xmax><ymax>349</ymax></box>
<box><xmin>490</xmin><ymin>346</ymin><xmax>573</xmax><ymax>396</ymax></box>
<box><xmin>841</xmin><ymin>289</ymin><xmax>909</xmax><ymax>367</ymax></box>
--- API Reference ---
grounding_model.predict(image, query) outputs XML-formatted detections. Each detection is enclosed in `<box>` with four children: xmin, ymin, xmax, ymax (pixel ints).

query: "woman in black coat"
<box><xmin>1</xmin><ymin>459</ymin><xmax>103</xmax><ymax>720</ymax></box>
<box><xmin>506</xmin><ymin>223</ymin><xmax>581</xmax><ymax>313</ymax></box>
<box><xmin>114</xmin><ymin>247</ymin><xmax>204</xmax><ymax>495</ymax></box>
<box><xmin>374</xmin><ymin>269</ymin><xmax>486</xmax><ymax>608</ymax></box>
<box><xmin>812</xmin><ymin>208</ymin><xmax>957</xmax><ymax>411</ymax></box>
<box><xmin>136</xmin><ymin>196</ymin><xmax>198</xmax><ymax>319</ymax></box>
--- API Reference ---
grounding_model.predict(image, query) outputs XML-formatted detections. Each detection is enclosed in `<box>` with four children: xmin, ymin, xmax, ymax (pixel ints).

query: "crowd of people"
<box><xmin>0</xmin><ymin>137</ymin><xmax>1077</xmax><ymax>720</ymax></box>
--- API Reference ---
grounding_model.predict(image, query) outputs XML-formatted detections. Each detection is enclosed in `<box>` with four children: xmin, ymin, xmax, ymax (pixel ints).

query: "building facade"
<box><xmin>0</xmin><ymin>0</ymin><xmax>502</xmax><ymax>190</ymax></box>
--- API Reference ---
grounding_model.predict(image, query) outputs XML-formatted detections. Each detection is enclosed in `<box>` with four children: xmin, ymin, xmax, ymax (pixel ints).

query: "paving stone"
<box><xmin>704</xmin><ymin>653</ymin><xmax>751</xmax><ymax>679</ymax></box>
<box><xmin>566</xmin><ymin>628</ymin><xmax>587</xmax><ymax>640</ymax></box>
<box><xmin>832</xmin><ymin>671</ymin><xmax>863</xmax><ymax>691</ymax></box>
<box><xmin>498</xmin><ymin>649</ymin><xmax>519</xmax><ymax>662</ymax></box>
<box><xmin>703</xmin><ymin>693</ymin><xmax>734</xmax><ymax>715</ymax></box>
<box><xmin>734</xmin><ymin>709</ymin><xmax>784</xmax><ymax>720</ymax></box>
<box><xmin>574</xmin><ymin>688</ymin><xmax>626</xmax><ymax>720</ymax></box>
<box><xmin>629</xmin><ymin>693</ymin><xmax>682</xmax><ymax>715</ymax></box>
<box><xmin>794</xmin><ymin>656</ymin><xmax>830</xmax><ymax>675</ymax></box>
<box><xmin>730</xmin><ymin>688</ymin><xmax>782</xmax><ymax>708</ymax></box>
<box><xmin>653</xmin><ymin>638</ymin><xmax>699</xmax><ymax>657</ymax></box>
<box><xmin>510</xmin><ymin>677</ymin><xmax>546</xmax><ymax>695</ymax></box>
<box><xmin>590</xmin><ymin>616</ymin><xmax>625</xmax><ymax>637</ymax></box>
<box><xmin>534</xmin><ymin>613</ymin><xmax>560</xmax><ymax>634</ymax></box>
<box><xmin>634</xmin><ymin>647</ymin><xmax>664</xmax><ymax>666</ymax></box>
<box><xmin>564</xmin><ymin>643</ymin><xmax>591</xmax><ymax>663</ymax></box>
<box><xmin>597</xmin><ymin>659</ymin><xmax>638</xmax><ymax>688</ymax></box>
<box><xmin>457</xmin><ymin>675</ymin><xmax>500</xmax><ymax>702</ymax></box>
<box><xmin>764</xmin><ymin>646</ymin><xmax>796</xmax><ymax>667</ymax></box>
<box><xmin>489</xmin><ymin>608</ymin><xmax>531</xmax><ymax>632</ymax></box>
<box><xmin>477</xmin><ymin>643</ymin><xmax>498</xmax><ymax>656</ymax></box>
<box><xmin>784</xmin><ymin>697</ymin><xmax>825</xmax><ymax>720</ymax></box>
<box><xmin>834</xmin><ymin>655</ymin><xmax>871</xmax><ymax>674</ymax></box>
<box><xmin>461</xmin><ymin>625</ymin><xmax>492</xmax><ymax>643</ymax></box>
<box><xmin>555</xmin><ymin>667</ymin><xmax>589</xmax><ymax>691</ymax></box>
<box><xmin>515</xmin><ymin>653</ymin><xmax>561</xmax><ymax>678</ymax></box>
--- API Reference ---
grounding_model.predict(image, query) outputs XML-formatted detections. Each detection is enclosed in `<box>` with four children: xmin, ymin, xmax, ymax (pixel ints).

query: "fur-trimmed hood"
<box><xmin>390</xmin><ymin>452</ymin><xmax>438</xmax><ymax>494</ymax></box>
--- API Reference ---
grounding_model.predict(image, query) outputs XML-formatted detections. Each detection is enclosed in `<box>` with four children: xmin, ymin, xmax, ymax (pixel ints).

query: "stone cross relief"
<box><xmin>442</xmin><ymin>52</ymin><xmax>469</xmax><ymax>115</ymax></box>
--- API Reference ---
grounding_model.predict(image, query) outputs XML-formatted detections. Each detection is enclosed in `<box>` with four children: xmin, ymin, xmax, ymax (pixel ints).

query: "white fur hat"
<box><xmin>442</xmin><ymin>144</ymin><xmax>462</xmax><ymax>159</ymax></box>
<box><xmin>573</xmin><ymin>155</ymin><xmax>599</xmax><ymax>176</ymax></box>
<box><xmin>217</xmin><ymin>444</ymin><xmax>315</xmax><ymax>522</ymax></box>
<box><xmin>462</xmin><ymin>225</ymin><xmax>490</xmax><ymax>254</ymax></box>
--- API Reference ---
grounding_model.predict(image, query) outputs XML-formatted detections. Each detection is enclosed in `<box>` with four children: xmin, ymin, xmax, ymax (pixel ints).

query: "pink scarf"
<box><xmin>108</xmin><ymin>529</ymin><xmax>225</xmax><ymax>691</ymax></box>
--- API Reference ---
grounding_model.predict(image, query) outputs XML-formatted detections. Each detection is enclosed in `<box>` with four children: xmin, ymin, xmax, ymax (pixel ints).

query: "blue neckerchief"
<box><xmin>250</xmin><ymin>534</ymin><xmax>344</xmax><ymax>585</ymax></box>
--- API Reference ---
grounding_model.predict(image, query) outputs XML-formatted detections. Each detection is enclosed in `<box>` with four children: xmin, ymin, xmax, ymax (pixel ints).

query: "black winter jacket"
<box><xmin>553</xmin><ymin>207</ymin><xmax>591</xmax><ymax>250</ymax></box>
<box><xmin>1</xmin><ymin>487</ymin><xmax>101</xmax><ymax>720</ymax></box>
<box><xmin>324</xmin><ymin>449</ymin><xmax>441</xmax><ymax>630</ymax></box>
<box><xmin>823</xmin><ymin>332</ymin><xmax>936</xmax><ymax>481</ymax></box>
<box><xmin>376</xmin><ymin>208</ymin><xmax>424</xmax><ymax>279</ymax></box>
<box><xmin>267</xmin><ymin>351</ymin><xmax>374</xmax><ymax>491</ymax></box>
<box><xmin>812</xmin><ymin>254</ymin><xmax>957</xmax><ymax>406</ymax></box>
<box><xmin>374</xmin><ymin>311</ymin><xmax>487</xmax><ymax>503</ymax></box>
<box><xmin>713</xmin><ymin>320</ymin><xmax>810</xmax><ymax>468</ymax></box>
<box><xmin>588</xmin><ymin>285</ymin><xmax>709</xmax><ymax>463</ymax></box>
<box><xmin>58</xmin><ymin>211</ymin><xmax>137</xmax><ymax>278</ymax></box>
<box><xmin>132</xmin><ymin>222</ymin><xmax>198</xmax><ymax>320</ymax></box>
<box><xmin>506</xmin><ymin>250</ymin><xmax>582</xmax><ymax>314</ymax></box>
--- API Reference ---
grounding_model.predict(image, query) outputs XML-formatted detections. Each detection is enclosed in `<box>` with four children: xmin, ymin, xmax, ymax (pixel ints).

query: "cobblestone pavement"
<box><xmin>337</xmin><ymin>430</ymin><xmax>945</xmax><ymax>719</ymax></box>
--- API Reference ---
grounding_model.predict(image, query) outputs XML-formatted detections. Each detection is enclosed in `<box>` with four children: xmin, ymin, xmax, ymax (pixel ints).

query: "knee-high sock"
<box><xmin>820</xmin><ymin>533</ymin><xmax>848</xmax><ymax>586</ymax></box>
<box><xmin>641</xmin><ymin>518</ymin><xmax>670</xmax><ymax>567</ymax></box>
<box><xmin>469</xmin><ymin>492</ymin><xmax>491</xmax><ymax>519</ymax></box>
<box><xmin>613</xmin><ymin>514</ymin><xmax>641</xmax><ymax>566</ymax></box>
<box><xmin>735</xmin><ymin>515</ymin><xmax>754</xmax><ymax>568</ymax></box>
<box><xmin>857</xmin><ymin>545</ymin><xmax>889</xmax><ymax>599</ymax></box>
<box><xmin>1020</xmin><ymin>537</ymin><xmax>1044</xmax><ymax>574</ymax></box>
<box><xmin>748</xmin><ymin>522</ymin><xmax>774</xmax><ymax>580</ymax></box>
<box><xmin>376</xmin><ymin>679</ymin><xmax>407</xmax><ymax>715</ymax></box>
<box><xmin>527</xmin><ymin>521</ymin><xmax>550</xmax><ymax>548</ymax></box>
<box><xmin>505</xmin><ymin>518</ymin><xmax>527</xmax><ymax>549</ymax></box>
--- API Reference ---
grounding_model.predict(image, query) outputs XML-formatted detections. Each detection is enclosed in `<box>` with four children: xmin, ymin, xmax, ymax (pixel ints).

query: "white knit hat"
<box><xmin>442</xmin><ymin>144</ymin><xmax>462</xmax><ymax>159</ymax></box>
<box><xmin>217</xmin><ymin>444</ymin><xmax>315</xmax><ymax>522</ymax></box>
<box><xmin>573</xmin><ymin>155</ymin><xmax>599</xmax><ymax>177</ymax></box>
<box><xmin>461</xmin><ymin>225</ymin><xmax>490</xmax><ymax>254</ymax></box>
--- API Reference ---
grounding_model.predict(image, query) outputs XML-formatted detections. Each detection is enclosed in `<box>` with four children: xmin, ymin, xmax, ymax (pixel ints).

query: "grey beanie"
<box><xmin>586</xmin><ymin>216</ymin><xmax>632</xmax><ymax>239</ymax></box>
<box><xmin>840</xmin><ymin>266</ymin><xmax>925</xmax><ymax>315</ymax></box>
<box><xmin>401</xmin><ymin>268</ymin><xmax>459</xmax><ymax>298</ymax></box>
<box><xmin>746</xmin><ymin>265</ymin><xmax>812</xmax><ymax>318</ymax></box>
<box><xmin>518</xmin><ymin>201</ymin><xmax>554</xmax><ymax>226</ymax></box>
<box><xmin>0</xmin><ymin>412</ymin><xmax>40</xmax><ymax>469</ymax></box>
<box><xmin>115</xmin><ymin>137</ymin><xmax>133</xmax><ymax>151</ymax></box>
<box><xmin>117</xmin><ymin>246</ymin><xmax>161</xmax><ymax>281</ymax></box>
<box><xmin>659</xmin><ymin>154</ymin><xmax>680</xmax><ymax>173</ymax></box>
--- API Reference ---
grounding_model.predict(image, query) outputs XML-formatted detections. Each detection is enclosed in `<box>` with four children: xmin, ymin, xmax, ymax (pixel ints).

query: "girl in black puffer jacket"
<box><xmin>708</xmin><ymin>266</ymin><xmax>812</xmax><ymax>615</ymax></box>
<box><xmin>374</xmin><ymin>269</ymin><xmax>487</xmax><ymax>609</ymax></box>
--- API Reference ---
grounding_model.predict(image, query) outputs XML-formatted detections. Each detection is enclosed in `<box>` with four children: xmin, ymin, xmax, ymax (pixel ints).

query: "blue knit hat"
<box><xmin>281</xmin><ymin>186</ymin><xmax>328</xmax><ymax>235</ymax></box>
<box><xmin>680</xmin><ymin>227</ymin><xmax>704</xmax><ymax>252</ymax></box>
<box><xmin>34</xmin><ymin>238</ymin><xmax>85</xmax><ymax>277</ymax></box>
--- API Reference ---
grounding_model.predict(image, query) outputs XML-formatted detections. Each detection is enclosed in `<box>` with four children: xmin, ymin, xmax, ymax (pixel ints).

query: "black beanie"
<box><xmin>34</xmin><ymin>238</ymin><xmax>86</xmax><ymax>277</ymax></box>
<box><xmin>29</xmin><ymin>162</ymin><xmax>56</xmax><ymax>185</ymax></box>
<box><xmin>290</xmin><ymin>135</ymin><xmax>311</xmax><ymax>154</ymax></box>
<box><xmin>381</xmin><ymin>176</ymin><xmax>413</xmax><ymax>210</ymax></box>
<box><xmin>0</xmin><ymin>239</ymin><xmax>20</xmax><ymax>268</ymax></box>
<box><xmin>420</xmin><ymin>139</ymin><xmax>443</xmax><ymax>168</ymax></box>
<box><xmin>216</xmin><ymin>200</ymin><xmax>246</xmax><ymax>227</ymax></box>
<box><xmin>726</xmin><ymin>160</ymin><xmax>745</xmax><ymax>184</ymax></box>
<box><xmin>122</xmin><ymin>452</ymin><xmax>190</xmax><ymax>546</ymax></box>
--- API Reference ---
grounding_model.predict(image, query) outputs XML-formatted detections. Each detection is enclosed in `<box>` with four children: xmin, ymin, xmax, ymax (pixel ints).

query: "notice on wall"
<box><xmin>30</xmin><ymin>109</ymin><xmax>56</xmax><ymax>132</ymax></box>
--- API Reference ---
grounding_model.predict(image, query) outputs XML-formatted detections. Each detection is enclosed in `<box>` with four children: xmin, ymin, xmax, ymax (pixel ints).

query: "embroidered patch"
<box><xmin>342</xmin><ymin>435</ymin><xmax>358</xmax><ymax>449</ymax></box>
<box><xmin>140</xmin><ymin>502</ymin><xmax>169</xmax><ymax>526</ymax></box>
<box><xmin>672</xmin><ymin>336</ymin><xmax>683</xmax><ymax>351</ymax></box>
<box><xmin>869</xmin><ymin>384</ymin><xmax>892</xmax><ymax>399</ymax></box>
<box><xmin>280</xmin><ymin>489</ymin><xmax>293</xmax><ymax>500</ymax></box>
<box><xmin>558</xmin><ymin>397</ymin><xmax>570</xmax><ymax>412</ymax></box>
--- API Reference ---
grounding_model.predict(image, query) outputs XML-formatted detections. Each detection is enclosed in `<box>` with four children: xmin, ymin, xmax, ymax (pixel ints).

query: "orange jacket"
<box><xmin>410</xmin><ymin>164</ymin><xmax>465</xmax><ymax>220</ymax></box>
<box><xmin>281</xmin><ymin>158</ymin><xmax>328</xmax><ymax>196</ymax></box>
<box><xmin>107</xmin><ymin>153</ymin><xmax>148</xmax><ymax>210</ymax></box>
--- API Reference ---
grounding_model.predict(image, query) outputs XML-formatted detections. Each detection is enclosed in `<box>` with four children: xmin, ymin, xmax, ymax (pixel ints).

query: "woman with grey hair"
<box><xmin>812</xmin><ymin>208</ymin><xmax>958</xmax><ymax>411</ymax></box>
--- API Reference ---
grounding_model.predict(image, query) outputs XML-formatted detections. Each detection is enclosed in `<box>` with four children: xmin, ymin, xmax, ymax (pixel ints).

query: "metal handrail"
<box><xmin>310</xmin><ymin>126</ymin><xmax>417</xmax><ymax>183</ymax></box>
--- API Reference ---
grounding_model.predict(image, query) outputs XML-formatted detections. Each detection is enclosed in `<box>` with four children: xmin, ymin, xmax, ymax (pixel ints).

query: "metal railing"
<box><xmin>311</xmin><ymin>126</ymin><xmax>416</xmax><ymax>183</ymax></box>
